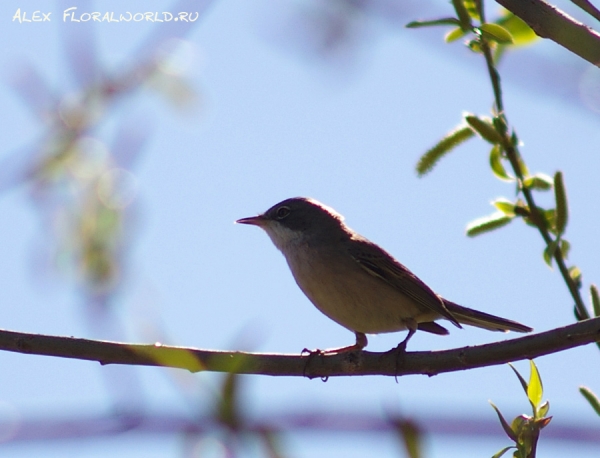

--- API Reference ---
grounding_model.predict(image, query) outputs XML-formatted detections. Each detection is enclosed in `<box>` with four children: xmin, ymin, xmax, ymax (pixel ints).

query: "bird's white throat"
<box><xmin>263</xmin><ymin>222</ymin><xmax>307</xmax><ymax>254</ymax></box>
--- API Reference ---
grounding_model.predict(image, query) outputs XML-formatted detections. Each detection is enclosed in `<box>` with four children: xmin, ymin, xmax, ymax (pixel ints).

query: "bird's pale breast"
<box><xmin>282</xmin><ymin>242</ymin><xmax>441</xmax><ymax>334</ymax></box>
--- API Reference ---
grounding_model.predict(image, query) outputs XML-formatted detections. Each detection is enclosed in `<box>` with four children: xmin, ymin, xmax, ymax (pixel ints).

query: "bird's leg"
<box><xmin>394</xmin><ymin>327</ymin><xmax>416</xmax><ymax>353</ymax></box>
<box><xmin>386</xmin><ymin>321</ymin><xmax>417</xmax><ymax>382</ymax></box>
<box><xmin>302</xmin><ymin>332</ymin><xmax>367</xmax><ymax>379</ymax></box>
<box><xmin>302</xmin><ymin>332</ymin><xmax>367</xmax><ymax>356</ymax></box>
<box><xmin>323</xmin><ymin>331</ymin><xmax>367</xmax><ymax>354</ymax></box>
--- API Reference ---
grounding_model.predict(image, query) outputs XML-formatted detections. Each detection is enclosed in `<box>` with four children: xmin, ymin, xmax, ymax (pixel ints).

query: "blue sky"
<box><xmin>1</xmin><ymin>0</ymin><xmax>599</xmax><ymax>456</ymax></box>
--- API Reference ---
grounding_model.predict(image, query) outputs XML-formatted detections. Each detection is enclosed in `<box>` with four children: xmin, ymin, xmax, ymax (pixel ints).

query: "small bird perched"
<box><xmin>237</xmin><ymin>197</ymin><xmax>532</xmax><ymax>353</ymax></box>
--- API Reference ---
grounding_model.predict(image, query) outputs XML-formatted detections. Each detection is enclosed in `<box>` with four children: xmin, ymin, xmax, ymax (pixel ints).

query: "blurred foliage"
<box><xmin>5</xmin><ymin>30</ymin><xmax>197</xmax><ymax>303</ymax></box>
<box><xmin>31</xmin><ymin>57</ymin><xmax>195</xmax><ymax>300</ymax></box>
<box><xmin>393</xmin><ymin>418</ymin><xmax>423</xmax><ymax>458</ymax></box>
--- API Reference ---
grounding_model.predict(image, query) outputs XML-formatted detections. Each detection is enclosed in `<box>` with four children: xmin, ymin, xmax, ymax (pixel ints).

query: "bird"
<box><xmin>236</xmin><ymin>197</ymin><xmax>532</xmax><ymax>353</ymax></box>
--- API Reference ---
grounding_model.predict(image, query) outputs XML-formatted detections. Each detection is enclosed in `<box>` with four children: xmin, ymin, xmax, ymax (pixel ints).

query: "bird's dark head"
<box><xmin>236</xmin><ymin>197</ymin><xmax>347</xmax><ymax>249</ymax></box>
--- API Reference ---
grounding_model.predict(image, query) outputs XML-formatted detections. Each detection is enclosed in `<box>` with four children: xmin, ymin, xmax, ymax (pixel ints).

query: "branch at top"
<box><xmin>496</xmin><ymin>0</ymin><xmax>600</xmax><ymax>66</ymax></box>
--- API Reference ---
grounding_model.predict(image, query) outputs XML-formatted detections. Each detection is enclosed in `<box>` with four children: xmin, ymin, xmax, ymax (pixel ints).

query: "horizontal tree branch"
<box><xmin>496</xmin><ymin>0</ymin><xmax>600</xmax><ymax>66</ymax></box>
<box><xmin>1</xmin><ymin>317</ymin><xmax>600</xmax><ymax>378</ymax></box>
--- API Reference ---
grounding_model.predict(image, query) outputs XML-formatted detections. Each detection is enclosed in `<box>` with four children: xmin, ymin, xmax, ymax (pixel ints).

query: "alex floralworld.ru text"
<box><xmin>13</xmin><ymin>7</ymin><xmax>199</xmax><ymax>23</ymax></box>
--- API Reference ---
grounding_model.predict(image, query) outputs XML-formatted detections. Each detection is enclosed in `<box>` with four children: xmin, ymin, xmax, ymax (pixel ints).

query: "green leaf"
<box><xmin>559</xmin><ymin>239</ymin><xmax>571</xmax><ymax>260</ymax></box>
<box><xmin>216</xmin><ymin>372</ymin><xmax>240</xmax><ymax>428</ymax></box>
<box><xmin>465</xmin><ymin>114</ymin><xmax>503</xmax><ymax>143</ymax></box>
<box><xmin>496</xmin><ymin>12</ymin><xmax>538</xmax><ymax>46</ymax></box>
<box><xmin>493</xmin><ymin>198</ymin><xmax>516</xmax><ymax>217</ymax></box>
<box><xmin>510</xmin><ymin>130</ymin><xmax>520</xmax><ymax>147</ymax></box>
<box><xmin>516</xmin><ymin>154</ymin><xmax>530</xmax><ymax>177</ymax></box>
<box><xmin>445</xmin><ymin>27</ymin><xmax>467</xmax><ymax>42</ymax></box>
<box><xmin>492</xmin><ymin>42</ymin><xmax>508</xmax><ymax>65</ymax></box>
<box><xmin>523</xmin><ymin>207</ymin><xmax>555</xmax><ymax>233</ymax></box>
<box><xmin>569</xmin><ymin>265</ymin><xmax>582</xmax><ymax>288</ymax></box>
<box><xmin>466</xmin><ymin>212</ymin><xmax>513</xmax><ymax>237</ymax></box>
<box><xmin>394</xmin><ymin>419</ymin><xmax>422</xmax><ymax>458</ymax></box>
<box><xmin>492</xmin><ymin>446</ymin><xmax>515</xmax><ymax>458</ymax></box>
<box><xmin>510</xmin><ymin>414</ymin><xmax>528</xmax><ymax>439</ymax></box>
<box><xmin>479</xmin><ymin>23</ymin><xmax>514</xmax><ymax>44</ymax></box>
<box><xmin>509</xmin><ymin>363</ymin><xmax>529</xmax><ymax>395</ymax></box>
<box><xmin>406</xmin><ymin>18</ymin><xmax>461</xmax><ymax>28</ymax></box>
<box><xmin>543</xmin><ymin>238</ymin><xmax>560</xmax><ymax>267</ymax></box>
<box><xmin>527</xmin><ymin>360</ymin><xmax>543</xmax><ymax>410</ymax></box>
<box><xmin>467</xmin><ymin>38</ymin><xmax>483</xmax><ymax>53</ymax></box>
<box><xmin>463</xmin><ymin>0</ymin><xmax>481</xmax><ymax>21</ymax></box>
<box><xmin>541</xmin><ymin>208</ymin><xmax>557</xmax><ymax>233</ymax></box>
<box><xmin>591</xmin><ymin>284</ymin><xmax>600</xmax><ymax>317</ymax></box>
<box><xmin>538</xmin><ymin>400</ymin><xmax>550</xmax><ymax>418</ymax></box>
<box><xmin>451</xmin><ymin>0</ymin><xmax>472</xmax><ymax>30</ymax></box>
<box><xmin>580</xmin><ymin>386</ymin><xmax>600</xmax><ymax>416</ymax></box>
<box><xmin>490</xmin><ymin>402</ymin><xmax>518</xmax><ymax>441</ymax></box>
<box><xmin>554</xmin><ymin>171</ymin><xmax>568</xmax><ymax>235</ymax></box>
<box><xmin>523</xmin><ymin>173</ymin><xmax>553</xmax><ymax>191</ymax></box>
<box><xmin>416</xmin><ymin>125</ymin><xmax>474</xmax><ymax>176</ymax></box>
<box><xmin>493</xmin><ymin>115</ymin><xmax>509</xmax><ymax>137</ymax></box>
<box><xmin>489</xmin><ymin>144</ymin><xmax>514</xmax><ymax>181</ymax></box>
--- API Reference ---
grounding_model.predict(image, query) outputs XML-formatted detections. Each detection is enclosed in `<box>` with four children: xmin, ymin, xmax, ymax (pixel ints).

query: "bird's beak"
<box><xmin>235</xmin><ymin>214</ymin><xmax>268</xmax><ymax>227</ymax></box>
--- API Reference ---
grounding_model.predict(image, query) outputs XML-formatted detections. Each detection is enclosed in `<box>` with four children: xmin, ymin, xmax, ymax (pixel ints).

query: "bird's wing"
<box><xmin>347</xmin><ymin>236</ymin><xmax>461</xmax><ymax>328</ymax></box>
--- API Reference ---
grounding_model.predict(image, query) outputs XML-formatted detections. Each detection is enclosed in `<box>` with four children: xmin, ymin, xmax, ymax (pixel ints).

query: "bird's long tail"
<box><xmin>443</xmin><ymin>299</ymin><xmax>532</xmax><ymax>333</ymax></box>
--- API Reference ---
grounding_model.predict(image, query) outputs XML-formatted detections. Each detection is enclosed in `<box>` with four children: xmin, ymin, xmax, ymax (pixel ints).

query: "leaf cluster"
<box><xmin>411</xmin><ymin>0</ymin><xmax>600</xmax><ymax>340</ymax></box>
<box><xmin>490</xmin><ymin>361</ymin><xmax>551</xmax><ymax>458</ymax></box>
<box><xmin>407</xmin><ymin>1</ymin><xmax>537</xmax><ymax>63</ymax></box>
<box><xmin>409</xmin><ymin>0</ymin><xmax>600</xmax><ymax>450</ymax></box>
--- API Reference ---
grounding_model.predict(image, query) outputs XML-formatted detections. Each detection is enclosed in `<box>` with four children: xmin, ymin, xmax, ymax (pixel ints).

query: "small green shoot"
<box><xmin>491</xmin><ymin>361</ymin><xmax>552</xmax><ymax>458</ymax></box>
<box><xmin>580</xmin><ymin>386</ymin><xmax>600</xmax><ymax>417</ymax></box>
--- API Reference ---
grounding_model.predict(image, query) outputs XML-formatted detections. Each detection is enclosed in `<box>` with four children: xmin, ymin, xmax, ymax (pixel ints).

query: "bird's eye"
<box><xmin>275</xmin><ymin>206</ymin><xmax>290</xmax><ymax>219</ymax></box>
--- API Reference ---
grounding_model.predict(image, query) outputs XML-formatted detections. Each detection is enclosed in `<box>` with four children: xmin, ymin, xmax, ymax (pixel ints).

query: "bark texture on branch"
<box><xmin>496</xmin><ymin>0</ymin><xmax>600</xmax><ymax>66</ymax></box>
<box><xmin>1</xmin><ymin>317</ymin><xmax>599</xmax><ymax>378</ymax></box>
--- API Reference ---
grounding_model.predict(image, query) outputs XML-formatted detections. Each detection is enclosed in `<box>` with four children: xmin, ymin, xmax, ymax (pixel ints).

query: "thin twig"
<box><xmin>571</xmin><ymin>0</ymin><xmax>600</xmax><ymax>24</ymax></box>
<box><xmin>478</xmin><ymin>34</ymin><xmax>589</xmax><ymax>322</ymax></box>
